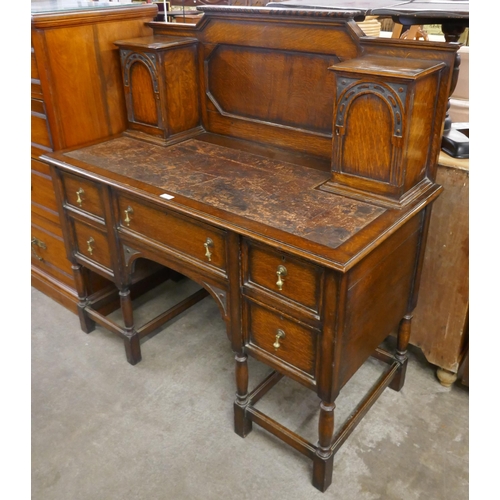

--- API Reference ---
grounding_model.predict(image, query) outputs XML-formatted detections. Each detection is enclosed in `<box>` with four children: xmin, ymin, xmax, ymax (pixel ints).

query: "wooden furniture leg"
<box><xmin>390</xmin><ymin>314</ymin><xmax>412</xmax><ymax>392</ymax></box>
<box><xmin>436</xmin><ymin>368</ymin><xmax>458</xmax><ymax>387</ymax></box>
<box><xmin>72</xmin><ymin>264</ymin><xmax>96</xmax><ymax>333</ymax></box>
<box><xmin>312</xmin><ymin>402</ymin><xmax>335</xmax><ymax>492</ymax></box>
<box><xmin>234</xmin><ymin>353</ymin><xmax>252</xmax><ymax>437</ymax></box>
<box><xmin>119</xmin><ymin>288</ymin><xmax>142</xmax><ymax>365</ymax></box>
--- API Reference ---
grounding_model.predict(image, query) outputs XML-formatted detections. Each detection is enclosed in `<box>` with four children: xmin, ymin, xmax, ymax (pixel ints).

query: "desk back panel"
<box><xmin>149</xmin><ymin>7</ymin><xmax>458</xmax><ymax>206</ymax></box>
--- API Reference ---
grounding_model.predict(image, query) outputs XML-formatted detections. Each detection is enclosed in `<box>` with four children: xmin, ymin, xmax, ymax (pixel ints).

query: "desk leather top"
<box><xmin>66</xmin><ymin>136</ymin><xmax>385</xmax><ymax>249</ymax></box>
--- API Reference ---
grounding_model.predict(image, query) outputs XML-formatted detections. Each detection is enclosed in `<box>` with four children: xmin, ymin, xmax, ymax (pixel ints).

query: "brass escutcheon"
<box><xmin>76</xmin><ymin>188</ymin><xmax>85</xmax><ymax>207</ymax></box>
<box><xmin>204</xmin><ymin>237</ymin><xmax>213</xmax><ymax>261</ymax></box>
<box><xmin>276</xmin><ymin>265</ymin><xmax>287</xmax><ymax>291</ymax></box>
<box><xmin>273</xmin><ymin>329</ymin><xmax>286</xmax><ymax>350</ymax></box>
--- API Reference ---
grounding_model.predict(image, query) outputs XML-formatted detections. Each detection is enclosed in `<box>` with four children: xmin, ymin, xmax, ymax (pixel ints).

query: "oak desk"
<box><xmin>42</xmin><ymin>6</ymin><xmax>458</xmax><ymax>492</ymax></box>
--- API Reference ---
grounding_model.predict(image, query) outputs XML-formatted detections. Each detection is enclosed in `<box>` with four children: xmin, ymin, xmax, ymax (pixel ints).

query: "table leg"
<box><xmin>72</xmin><ymin>264</ymin><xmax>96</xmax><ymax>333</ymax></box>
<box><xmin>234</xmin><ymin>353</ymin><xmax>252</xmax><ymax>437</ymax></box>
<box><xmin>120</xmin><ymin>288</ymin><xmax>141</xmax><ymax>365</ymax></box>
<box><xmin>312</xmin><ymin>401</ymin><xmax>335</xmax><ymax>492</ymax></box>
<box><xmin>390</xmin><ymin>314</ymin><xmax>412</xmax><ymax>392</ymax></box>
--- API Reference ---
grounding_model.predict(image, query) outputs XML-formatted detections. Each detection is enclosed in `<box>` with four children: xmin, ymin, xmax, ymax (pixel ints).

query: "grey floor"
<box><xmin>32</xmin><ymin>278</ymin><xmax>468</xmax><ymax>500</ymax></box>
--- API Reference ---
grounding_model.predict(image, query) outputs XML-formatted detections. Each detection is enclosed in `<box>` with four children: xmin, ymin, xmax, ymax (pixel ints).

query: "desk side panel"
<box><xmin>336</xmin><ymin>213</ymin><xmax>422</xmax><ymax>391</ymax></box>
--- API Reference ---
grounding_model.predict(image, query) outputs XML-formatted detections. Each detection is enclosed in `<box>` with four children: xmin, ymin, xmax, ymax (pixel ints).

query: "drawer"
<box><xmin>244</xmin><ymin>241</ymin><xmax>323</xmax><ymax>313</ymax></box>
<box><xmin>117</xmin><ymin>194</ymin><xmax>227</xmax><ymax>272</ymax></box>
<box><xmin>31</xmin><ymin>49</ymin><xmax>39</xmax><ymax>80</ymax></box>
<box><xmin>31</xmin><ymin>216</ymin><xmax>75</xmax><ymax>288</ymax></box>
<box><xmin>31</xmin><ymin>49</ymin><xmax>43</xmax><ymax>98</ymax></box>
<box><xmin>31</xmin><ymin>159</ymin><xmax>59</xmax><ymax>215</ymax></box>
<box><xmin>72</xmin><ymin>218</ymin><xmax>113</xmax><ymax>271</ymax></box>
<box><xmin>246</xmin><ymin>300</ymin><xmax>318</xmax><ymax>378</ymax></box>
<box><xmin>31</xmin><ymin>102</ymin><xmax>53</xmax><ymax>150</ymax></box>
<box><xmin>62</xmin><ymin>173</ymin><xmax>106</xmax><ymax>219</ymax></box>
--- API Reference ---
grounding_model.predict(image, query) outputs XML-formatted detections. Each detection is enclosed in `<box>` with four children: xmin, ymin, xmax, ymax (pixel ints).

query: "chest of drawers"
<box><xmin>31</xmin><ymin>1</ymin><xmax>158</xmax><ymax>312</ymax></box>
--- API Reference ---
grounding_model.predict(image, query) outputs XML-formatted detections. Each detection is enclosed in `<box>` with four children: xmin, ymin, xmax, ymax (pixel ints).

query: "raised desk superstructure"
<box><xmin>42</xmin><ymin>6</ymin><xmax>458</xmax><ymax>492</ymax></box>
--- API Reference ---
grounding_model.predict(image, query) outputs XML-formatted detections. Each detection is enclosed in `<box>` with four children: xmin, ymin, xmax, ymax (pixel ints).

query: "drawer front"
<box><xmin>246</xmin><ymin>300</ymin><xmax>318</xmax><ymax>377</ymax></box>
<box><xmin>62</xmin><ymin>173</ymin><xmax>106</xmax><ymax>219</ymax></box>
<box><xmin>31</xmin><ymin>218</ymin><xmax>75</xmax><ymax>288</ymax></box>
<box><xmin>117</xmin><ymin>195</ymin><xmax>227</xmax><ymax>272</ymax></box>
<box><xmin>31</xmin><ymin>101</ymin><xmax>53</xmax><ymax>150</ymax></box>
<box><xmin>244</xmin><ymin>241</ymin><xmax>322</xmax><ymax>312</ymax></box>
<box><xmin>31</xmin><ymin>160</ymin><xmax>58</xmax><ymax>213</ymax></box>
<box><xmin>31</xmin><ymin>49</ymin><xmax>39</xmax><ymax>80</ymax></box>
<box><xmin>31</xmin><ymin>49</ymin><xmax>43</xmax><ymax>98</ymax></box>
<box><xmin>72</xmin><ymin>218</ymin><xmax>113</xmax><ymax>271</ymax></box>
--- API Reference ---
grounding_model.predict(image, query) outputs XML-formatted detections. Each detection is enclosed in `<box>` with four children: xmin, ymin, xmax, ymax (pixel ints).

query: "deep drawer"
<box><xmin>243</xmin><ymin>240</ymin><xmax>323</xmax><ymax>313</ymax></box>
<box><xmin>245</xmin><ymin>299</ymin><xmax>318</xmax><ymax>378</ymax></box>
<box><xmin>117</xmin><ymin>194</ymin><xmax>227</xmax><ymax>273</ymax></box>
<box><xmin>62</xmin><ymin>173</ymin><xmax>106</xmax><ymax>219</ymax></box>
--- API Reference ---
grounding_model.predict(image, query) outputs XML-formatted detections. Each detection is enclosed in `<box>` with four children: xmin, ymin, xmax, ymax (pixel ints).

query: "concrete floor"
<box><xmin>31</xmin><ymin>278</ymin><xmax>468</xmax><ymax>500</ymax></box>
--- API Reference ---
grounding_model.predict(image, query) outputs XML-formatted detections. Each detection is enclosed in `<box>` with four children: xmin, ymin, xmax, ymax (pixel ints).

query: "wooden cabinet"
<box><xmin>409</xmin><ymin>152</ymin><xmax>469</xmax><ymax>386</ymax></box>
<box><xmin>31</xmin><ymin>1</ymin><xmax>158</xmax><ymax>312</ymax></box>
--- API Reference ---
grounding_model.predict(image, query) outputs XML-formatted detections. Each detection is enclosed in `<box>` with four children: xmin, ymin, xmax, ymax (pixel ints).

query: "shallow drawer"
<box><xmin>31</xmin><ymin>160</ymin><xmax>58</xmax><ymax>213</ymax></box>
<box><xmin>31</xmin><ymin>49</ymin><xmax>39</xmax><ymax>81</ymax></box>
<box><xmin>62</xmin><ymin>173</ymin><xmax>106</xmax><ymax>219</ymax></box>
<box><xmin>31</xmin><ymin>49</ymin><xmax>43</xmax><ymax>98</ymax></box>
<box><xmin>117</xmin><ymin>195</ymin><xmax>227</xmax><ymax>272</ymax></box>
<box><xmin>246</xmin><ymin>300</ymin><xmax>318</xmax><ymax>378</ymax></box>
<box><xmin>72</xmin><ymin>218</ymin><xmax>113</xmax><ymax>271</ymax></box>
<box><xmin>31</xmin><ymin>217</ymin><xmax>74</xmax><ymax>288</ymax></box>
<box><xmin>31</xmin><ymin>103</ymin><xmax>52</xmax><ymax>150</ymax></box>
<box><xmin>244</xmin><ymin>240</ymin><xmax>322</xmax><ymax>313</ymax></box>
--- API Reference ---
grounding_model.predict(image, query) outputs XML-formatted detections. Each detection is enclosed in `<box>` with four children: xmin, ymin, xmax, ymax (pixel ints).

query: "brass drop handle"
<box><xmin>31</xmin><ymin>236</ymin><xmax>47</xmax><ymax>261</ymax></box>
<box><xmin>124</xmin><ymin>206</ymin><xmax>134</xmax><ymax>226</ymax></box>
<box><xmin>76</xmin><ymin>188</ymin><xmax>85</xmax><ymax>207</ymax></box>
<box><xmin>204</xmin><ymin>238</ymin><xmax>213</xmax><ymax>262</ymax></box>
<box><xmin>87</xmin><ymin>237</ymin><xmax>95</xmax><ymax>255</ymax></box>
<box><xmin>276</xmin><ymin>265</ymin><xmax>287</xmax><ymax>291</ymax></box>
<box><xmin>273</xmin><ymin>329</ymin><xmax>286</xmax><ymax>351</ymax></box>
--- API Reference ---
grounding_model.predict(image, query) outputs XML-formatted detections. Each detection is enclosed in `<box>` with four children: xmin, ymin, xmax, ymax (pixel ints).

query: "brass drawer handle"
<box><xmin>204</xmin><ymin>237</ymin><xmax>213</xmax><ymax>262</ymax></box>
<box><xmin>31</xmin><ymin>236</ymin><xmax>47</xmax><ymax>261</ymax></box>
<box><xmin>273</xmin><ymin>329</ymin><xmax>286</xmax><ymax>351</ymax></box>
<box><xmin>76</xmin><ymin>188</ymin><xmax>85</xmax><ymax>207</ymax></box>
<box><xmin>87</xmin><ymin>237</ymin><xmax>95</xmax><ymax>255</ymax></box>
<box><xmin>276</xmin><ymin>265</ymin><xmax>287</xmax><ymax>291</ymax></box>
<box><xmin>124</xmin><ymin>206</ymin><xmax>134</xmax><ymax>226</ymax></box>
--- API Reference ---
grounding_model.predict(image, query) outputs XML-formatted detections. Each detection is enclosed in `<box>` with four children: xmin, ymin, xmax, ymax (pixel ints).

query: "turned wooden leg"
<box><xmin>390</xmin><ymin>314</ymin><xmax>412</xmax><ymax>392</ymax></box>
<box><xmin>72</xmin><ymin>264</ymin><xmax>96</xmax><ymax>333</ymax></box>
<box><xmin>234</xmin><ymin>353</ymin><xmax>252</xmax><ymax>437</ymax></box>
<box><xmin>312</xmin><ymin>402</ymin><xmax>335</xmax><ymax>492</ymax></box>
<box><xmin>120</xmin><ymin>288</ymin><xmax>141</xmax><ymax>365</ymax></box>
<box><xmin>436</xmin><ymin>368</ymin><xmax>458</xmax><ymax>387</ymax></box>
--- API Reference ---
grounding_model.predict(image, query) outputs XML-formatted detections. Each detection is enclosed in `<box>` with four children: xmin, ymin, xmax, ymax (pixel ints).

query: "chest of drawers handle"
<box><xmin>76</xmin><ymin>188</ymin><xmax>85</xmax><ymax>207</ymax></box>
<box><xmin>276</xmin><ymin>265</ymin><xmax>287</xmax><ymax>291</ymax></box>
<box><xmin>204</xmin><ymin>237</ymin><xmax>213</xmax><ymax>261</ymax></box>
<box><xmin>31</xmin><ymin>236</ymin><xmax>47</xmax><ymax>261</ymax></box>
<box><xmin>124</xmin><ymin>206</ymin><xmax>134</xmax><ymax>226</ymax></box>
<box><xmin>273</xmin><ymin>329</ymin><xmax>286</xmax><ymax>350</ymax></box>
<box><xmin>87</xmin><ymin>237</ymin><xmax>95</xmax><ymax>255</ymax></box>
